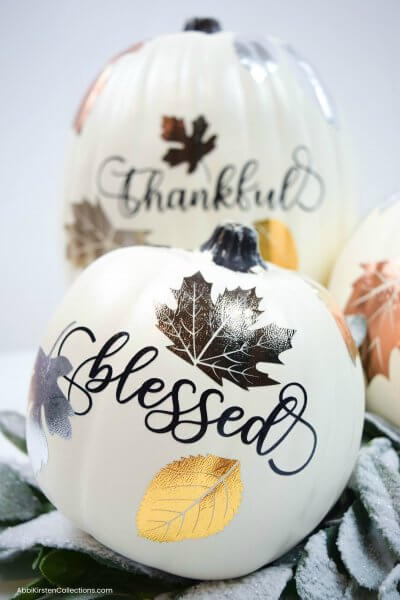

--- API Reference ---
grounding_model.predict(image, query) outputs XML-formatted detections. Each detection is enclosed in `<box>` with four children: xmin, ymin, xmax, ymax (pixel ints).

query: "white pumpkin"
<box><xmin>28</xmin><ymin>224</ymin><xmax>364</xmax><ymax>580</ymax></box>
<box><xmin>64</xmin><ymin>17</ymin><xmax>357</xmax><ymax>284</ymax></box>
<box><xmin>329</xmin><ymin>195</ymin><xmax>400</xmax><ymax>426</ymax></box>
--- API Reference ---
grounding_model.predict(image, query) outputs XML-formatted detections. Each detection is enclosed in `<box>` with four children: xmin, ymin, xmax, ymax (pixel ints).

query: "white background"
<box><xmin>0</xmin><ymin>0</ymin><xmax>399</xmax><ymax>353</ymax></box>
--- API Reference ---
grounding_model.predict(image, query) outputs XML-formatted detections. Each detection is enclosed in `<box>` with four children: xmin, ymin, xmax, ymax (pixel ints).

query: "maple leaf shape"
<box><xmin>156</xmin><ymin>271</ymin><xmax>295</xmax><ymax>389</ymax></box>
<box><xmin>27</xmin><ymin>348</ymin><xmax>73</xmax><ymax>474</ymax></box>
<box><xmin>345</xmin><ymin>260</ymin><xmax>400</xmax><ymax>381</ymax></box>
<box><xmin>65</xmin><ymin>200</ymin><xmax>150</xmax><ymax>268</ymax></box>
<box><xmin>161</xmin><ymin>115</ymin><xmax>217</xmax><ymax>174</ymax></box>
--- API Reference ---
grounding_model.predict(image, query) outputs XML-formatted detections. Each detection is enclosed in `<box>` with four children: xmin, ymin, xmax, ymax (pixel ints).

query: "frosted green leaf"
<box><xmin>364</xmin><ymin>413</ymin><xmax>400</xmax><ymax>449</ymax></box>
<box><xmin>349</xmin><ymin>437</ymin><xmax>399</xmax><ymax>491</ymax></box>
<box><xmin>338</xmin><ymin>500</ymin><xmax>395</xmax><ymax>590</ymax></box>
<box><xmin>296</xmin><ymin>530</ymin><xmax>349</xmax><ymax>600</ymax></box>
<box><xmin>378</xmin><ymin>564</ymin><xmax>400</xmax><ymax>599</ymax></box>
<box><xmin>0</xmin><ymin>463</ymin><xmax>42</xmax><ymax>524</ymax></box>
<box><xmin>344</xmin><ymin>581</ymin><xmax>377</xmax><ymax>599</ymax></box>
<box><xmin>354</xmin><ymin>438</ymin><xmax>400</xmax><ymax>557</ymax></box>
<box><xmin>274</xmin><ymin>543</ymin><xmax>304</xmax><ymax>567</ymax></box>
<box><xmin>176</xmin><ymin>565</ymin><xmax>292</xmax><ymax>599</ymax></box>
<box><xmin>0</xmin><ymin>411</ymin><xmax>27</xmax><ymax>453</ymax></box>
<box><xmin>0</xmin><ymin>511</ymin><xmax>183</xmax><ymax>584</ymax></box>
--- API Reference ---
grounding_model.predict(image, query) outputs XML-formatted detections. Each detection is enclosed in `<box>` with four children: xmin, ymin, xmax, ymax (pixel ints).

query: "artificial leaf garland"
<box><xmin>353</xmin><ymin>438</ymin><xmax>400</xmax><ymax>558</ymax></box>
<box><xmin>337</xmin><ymin>499</ymin><xmax>396</xmax><ymax>591</ymax></box>
<box><xmin>2</xmin><ymin>410</ymin><xmax>400</xmax><ymax>598</ymax></box>
<box><xmin>156</xmin><ymin>271</ymin><xmax>295</xmax><ymax>389</ymax></box>
<box><xmin>0</xmin><ymin>463</ymin><xmax>43</xmax><ymax>525</ymax></box>
<box><xmin>379</xmin><ymin>564</ymin><xmax>400</xmax><ymax>599</ymax></box>
<box><xmin>295</xmin><ymin>529</ymin><xmax>350</xmax><ymax>599</ymax></box>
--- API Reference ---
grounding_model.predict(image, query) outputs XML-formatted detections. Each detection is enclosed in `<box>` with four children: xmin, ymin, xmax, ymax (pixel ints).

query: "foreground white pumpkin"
<box><xmin>64</xmin><ymin>16</ymin><xmax>357</xmax><ymax>284</ymax></box>
<box><xmin>329</xmin><ymin>195</ymin><xmax>400</xmax><ymax>426</ymax></box>
<box><xmin>28</xmin><ymin>224</ymin><xmax>364</xmax><ymax>579</ymax></box>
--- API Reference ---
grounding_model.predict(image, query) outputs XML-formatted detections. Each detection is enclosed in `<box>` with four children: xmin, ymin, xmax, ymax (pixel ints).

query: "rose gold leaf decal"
<box><xmin>74</xmin><ymin>42</ymin><xmax>143</xmax><ymax>134</ymax></box>
<box><xmin>161</xmin><ymin>116</ymin><xmax>217</xmax><ymax>174</ymax></box>
<box><xmin>308</xmin><ymin>280</ymin><xmax>358</xmax><ymax>364</ymax></box>
<box><xmin>345</xmin><ymin>260</ymin><xmax>400</xmax><ymax>380</ymax></box>
<box><xmin>137</xmin><ymin>454</ymin><xmax>242</xmax><ymax>542</ymax></box>
<box><xmin>65</xmin><ymin>200</ymin><xmax>150</xmax><ymax>268</ymax></box>
<box><xmin>156</xmin><ymin>271</ymin><xmax>295</xmax><ymax>389</ymax></box>
<box><xmin>253</xmin><ymin>218</ymin><xmax>299</xmax><ymax>270</ymax></box>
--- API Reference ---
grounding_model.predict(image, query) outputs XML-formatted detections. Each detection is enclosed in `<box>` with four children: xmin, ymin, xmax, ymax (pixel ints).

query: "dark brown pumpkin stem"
<box><xmin>200</xmin><ymin>223</ymin><xmax>266</xmax><ymax>273</ymax></box>
<box><xmin>183</xmin><ymin>18</ymin><xmax>222</xmax><ymax>34</ymax></box>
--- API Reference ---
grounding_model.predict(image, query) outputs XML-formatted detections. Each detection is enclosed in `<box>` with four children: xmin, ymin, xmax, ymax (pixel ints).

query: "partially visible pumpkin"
<box><xmin>28</xmin><ymin>223</ymin><xmax>364</xmax><ymax>580</ymax></box>
<box><xmin>63</xmin><ymin>17</ymin><xmax>357</xmax><ymax>283</ymax></box>
<box><xmin>329</xmin><ymin>195</ymin><xmax>400</xmax><ymax>426</ymax></box>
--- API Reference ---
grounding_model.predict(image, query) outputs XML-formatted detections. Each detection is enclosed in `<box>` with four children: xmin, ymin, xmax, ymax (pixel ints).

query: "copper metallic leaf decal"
<box><xmin>137</xmin><ymin>454</ymin><xmax>242</xmax><ymax>542</ymax></box>
<box><xmin>253</xmin><ymin>218</ymin><xmax>299</xmax><ymax>270</ymax></box>
<box><xmin>74</xmin><ymin>42</ymin><xmax>143</xmax><ymax>134</ymax></box>
<box><xmin>156</xmin><ymin>271</ymin><xmax>295</xmax><ymax>389</ymax></box>
<box><xmin>27</xmin><ymin>347</ymin><xmax>73</xmax><ymax>474</ymax></box>
<box><xmin>345</xmin><ymin>260</ymin><xmax>400</xmax><ymax>381</ymax></box>
<box><xmin>65</xmin><ymin>200</ymin><xmax>150</xmax><ymax>268</ymax></box>
<box><xmin>308</xmin><ymin>280</ymin><xmax>358</xmax><ymax>364</ymax></box>
<box><xmin>161</xmin><ymin>116</ymin><xmax>217</xmax><ymax>174</ymax></box>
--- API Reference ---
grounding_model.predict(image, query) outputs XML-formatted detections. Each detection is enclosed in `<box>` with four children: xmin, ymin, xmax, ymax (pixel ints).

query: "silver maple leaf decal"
<box><xmin>27</xmin><ymin>326</ymin><xmax>75</xmax><ymax>474</ymax></box>
<box><xmin>156</xmin><ymin>272</ymin><xmax>295</xmax><ymax>390</ymax></box>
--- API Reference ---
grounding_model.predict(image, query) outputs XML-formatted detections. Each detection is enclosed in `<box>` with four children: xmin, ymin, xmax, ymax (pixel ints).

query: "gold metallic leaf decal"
<box><xmin>308</xmin><ymin>279</ymin><xmax>358</xmax><ymax>364</ymax></box>
<box><xmin>253</xmin><ymin>219</ymin><xmax>298</xmax><ymax>270</ymax></box>
<box><xmin>345</xmin><ymin>260</ymin><xmax>400</xmax><ymax>381</ymax></box>
<box><xmin>137</xmin><ymin>454</ymin><xmax>242</xmax><ymax>542</ymax></box>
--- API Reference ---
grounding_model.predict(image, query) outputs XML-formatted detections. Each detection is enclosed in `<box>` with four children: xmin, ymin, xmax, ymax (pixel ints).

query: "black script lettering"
<box><xmin>58</xmin><ymin>326</ymin><xmax>317</xmax><ymax>476</ymax></box>
<box><xmin>236</xmin><ymin>160</ymin><xmax>259</xmax><ymax>210</ymax></box>
<box><xmin>214</xmin><ymin>164</ymin><xmax>236</xmax><ymax>209</ymax></box>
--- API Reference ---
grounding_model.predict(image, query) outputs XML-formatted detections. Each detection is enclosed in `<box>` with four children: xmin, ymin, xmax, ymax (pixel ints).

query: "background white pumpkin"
<box><xmin>29</xmin><ymin>224</ymin><xmax>364</xmax><ymax>579</ymax></box>
<box><xmin>329</xmin><ymin>195</ymin><xmax>400</xmax><ymax>427</ymax></box>
<box><xmin>64</xmin><ymin>17</ymin><xmax>357</xmax><ymax>284</ymax></box>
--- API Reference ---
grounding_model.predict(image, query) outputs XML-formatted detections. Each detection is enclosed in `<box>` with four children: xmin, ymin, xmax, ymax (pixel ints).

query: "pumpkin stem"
<box><xmin>183</xmin><ymin>18</ymin><xmax>222</xmax><ymax>34</ymax></box>
<box><xmin>200</xmin><ymin>223</ymin><xmax>266</xmax><ymax>273</ymax></box>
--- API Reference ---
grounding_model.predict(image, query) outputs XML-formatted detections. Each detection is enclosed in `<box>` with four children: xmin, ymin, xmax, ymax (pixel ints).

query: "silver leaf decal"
<box><xmin>284</xmin><ymin>44</ymin><xmax>338</xmax><ymax>127</ymax></box>
<box><xmin>233</xmin><ymin>36</ymin><xmax>277</xmax><ymax>83</ymax></box>
<box><xmin>345</xmin><ymin>314</ymin><xmax>368</xmax><ymax>348</ymax></box>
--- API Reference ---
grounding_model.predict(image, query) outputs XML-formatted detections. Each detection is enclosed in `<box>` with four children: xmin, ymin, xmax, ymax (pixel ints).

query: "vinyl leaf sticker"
<box><xmin>161</xmin><ymin>115</ymin><xmax>217</xmax><ymax>174</ymax></box>
<box><xmin>65</xmin><ymin>200</ymin><xmax>150</xmax><ymax>268</ymax></box>
<box><xmin>345</xmin><ymin>260</ymin><xmax>400</xmax><ymax>380</ymax></box>
<box><xmin>253</xmin><ymin>218</ymin><xmax>298</xmax><ymax>270</ymax></box>
<box><xmin>28</xmin><ymin>347</ymin><xmax>73</xmax><ymax>474</ymax></box>
<box><xmin>74</xmin><ymin>41</ymin><xmax>143</xmax><ymax>134</ymax></box>
<box><xmin>137</xmin><ymin>454</ymin><xmax>242</xmax><ymax>542</ymax></box>
<box><xmin>307</xmin><ymin>279</ymin><xmax>358</xmax><ymax>364</ymax></box>
<box><xmin>156</xmin><ymin>271</ymin><xmax>295</xmax><ymax>389</ymax></box>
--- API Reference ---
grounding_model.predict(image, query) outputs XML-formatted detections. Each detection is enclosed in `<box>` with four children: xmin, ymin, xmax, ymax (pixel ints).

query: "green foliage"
<box><xmin>338</xmin><ymin>499</ymin><xmax>395</xmax><ymax>590</ymax></box>
<box><xmin>354</xmin><ymin>438</ymin><xmax>400</xmax><ymax>557</ymax></box>
<box><xmin>0</xmin><ymin>411</ymin><xmax>27</xmax><ymax>453</ymax></box>
<box><xmin>0</xmin><ymin>463</ymin><xmax>44</xmax><ymax>525</ymax></box>
<box><xmin>2</xmin><ymin>410</ymin><xmax>400</xmax><ymax>598</ymax></box>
